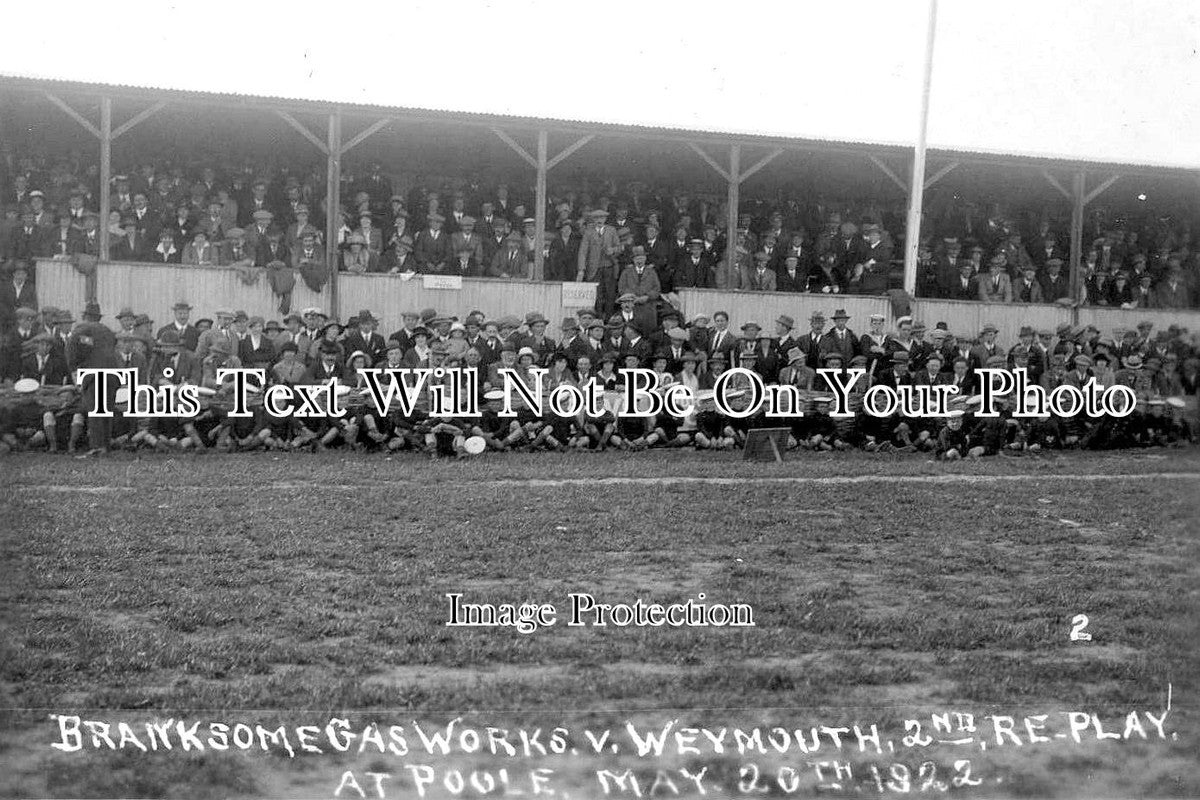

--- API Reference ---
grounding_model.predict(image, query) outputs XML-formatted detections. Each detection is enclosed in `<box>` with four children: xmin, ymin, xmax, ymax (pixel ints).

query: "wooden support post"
<box><xmin>97</xmin><ymin>97</ymin><xmax>111</xmax><ymax>301</ymax></box>
<box><xmin>326</xmin><ymin>112</ymin><xmax>342</xmax><ymax>315</ymax></box>
<box><xmin>726</xmin><ymin>144</ymin><xmax>740</xmax><ymax>273</ymax></box>
<box><xmin>534</xmin><ymin>130</ymin><xmax>548</xmax><ymax>282</ymax></box>
<box><xmin>1069</xmin><ymin>170</ymin><xmax>1085</xmax><ymax>314</ymax></box>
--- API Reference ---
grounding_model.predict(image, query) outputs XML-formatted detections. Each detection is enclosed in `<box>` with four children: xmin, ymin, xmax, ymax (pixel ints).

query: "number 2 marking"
<box><xmin>1070</xmin><ymin>614</ymin><xmax>1092</xmax><ymax>641</ymax></box>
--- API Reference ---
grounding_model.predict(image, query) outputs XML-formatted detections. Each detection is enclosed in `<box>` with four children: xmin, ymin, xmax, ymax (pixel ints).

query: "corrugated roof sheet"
<box><xmin>2</xmin><ymin>72</ymin><xmax>1196</xmax><ymax>176</ymax></box>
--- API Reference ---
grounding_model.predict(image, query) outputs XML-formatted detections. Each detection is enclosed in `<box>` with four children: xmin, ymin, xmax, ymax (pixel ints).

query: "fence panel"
<box><xmin>676</xmin><ymin>289</ymin><xmax>891</xmax><ymax>332</ymax></box>
<box><xmin>336</xmin><ymin>274</ymin><xmax>565</xmax><ymax>333</ymax></box>
<box><xmin>33</xmin><ymin>259</ymin><xmax>88</xmax><ymax>315</ymax></box>
<box><xmin>1077</xmin><ymin>306</ymin><xmax>1200</xmax><ymax>337</ymax></box>
<box><xmin>911</xmin><ymin>299</ymin><xmax>1072</xmax><ymax>347</ymax></box>
<box><xmin>32</xmin><ymin>260</ymin><xmax>1200</xmax><ymax>347</ymax></box>
<box><xmin>56</xmin><ymin>261</ymin><xmax>331</xmax><ymax>324</ymax></box>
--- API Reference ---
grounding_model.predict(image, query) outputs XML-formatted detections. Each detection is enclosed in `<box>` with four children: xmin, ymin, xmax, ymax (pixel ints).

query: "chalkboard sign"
<box><xmin>742</xmin><ymin>427</ymin><xmax>790</xmax><ymax>462</ymax></box>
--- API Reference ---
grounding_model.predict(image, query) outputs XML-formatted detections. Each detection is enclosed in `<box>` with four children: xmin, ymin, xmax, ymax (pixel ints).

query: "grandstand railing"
<box><xmin>36</xmin><ymin>260</ymin><xmax>1200</xmax><ymax>346</ymax></box>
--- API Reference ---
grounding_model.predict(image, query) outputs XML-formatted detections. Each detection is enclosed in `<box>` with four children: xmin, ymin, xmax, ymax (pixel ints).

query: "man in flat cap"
<box><xmin>449</xmin><ymin>215</ymin><xmax>484</xmax><ymax>267</ymax></box>
<box><xmin>243</xmin><ymin>208</ymin><xmax>275</xmax><ymax>255</ymax></box>
<box><xmin>1039</xmin><ymin>258</ymin><xmax>1070</xmax><ymax>303</ymax></box>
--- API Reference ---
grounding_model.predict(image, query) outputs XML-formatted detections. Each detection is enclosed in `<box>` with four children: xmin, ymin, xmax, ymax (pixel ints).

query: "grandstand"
<box><xmin>1</xmin><ymin>74</ymin><xmax>1198</xmax><ymax>350</ymax></box>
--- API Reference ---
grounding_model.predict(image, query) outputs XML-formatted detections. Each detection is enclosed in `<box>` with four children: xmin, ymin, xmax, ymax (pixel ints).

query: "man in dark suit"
<box><xmin>1032</xmin><ymin>234</ymin><xmax>1066</xmax><ymax>268</ymax></box>
<box><xmin>775</xmin><ymin>253</ymin><xmax>808</xmax><ymax>292</ymax></box>
<box><xmin>641</xmin><ymin>222</ymin><xmax>671</xmax><ymax>272</ymax></box>
<box><xmin>155</xmin><ymin>302</ymin><xmax>200</xmax><ymax>354</ymax></box>
<box><xmin>672</xmin><ymin>239</ymin><xmax>714</xmax><ymax>289</ymax></box>
<box><xmin>0</xmin><ymin>261</ymin><xmax>38</xmax><ymax>332</ymax></box>
<box><xmin>113</xmin><ymin>330</ymin><xmax>150</xmax><ymax>384</ymax></box>
<box><xmin>413</xmin><ymin>213</ymin><xmax>451</xmax><ymax>272</ymax></box>
<box><xmin>111</xmin><ymin>218</ymin><xmax>148</xmax><ymax>262</ymax></box>
<box><xmin>342</xmin><ymin>310</ymin><xmax>387</xmax><ymax>365</ymax></box>
<box><xmin>128</xmin><ymin>193</ymin><xmax>161</xmax><ymax>242</ymax></box>
<box><xmin>1038</xmin><ymin>258</ymin><xmax>1071</xmax><ymax>303</ymax></box>
<box><xmin>949</xmin><ymin>261</ymin><xmax>978</xmax><ymax>301</ymax></box>
<box><xmin>9</xmin><ymin>209</ymin><xmax>47</xmax><ymax>260</ymax></box>
<box><xmin>148</xmin><ymin>329</ymin><xmax>202</xmax><ymax>385</ymax></box>
<box><xmin>832</xmin><ymin>222</ymin><xmax>867</xmax><ymax>276</ymax></box>
<box><xmin>546</xmin><ymin>222</ymin><xmax>579</xmax><ymax>283</ymax></box>
<box><xmin>20</xmin><ymin>332</ymin><xmax>69</xmax><ymax>386</ymax></box>
<box><xmin>734</xmin><ymin>322</ymin><xmax>776</xmax><ymax>380</ymax></box>
<box><xmin>705</xmin><ymin>311</ymin><xmax>737</xmax><ymax>363</ymax></box>
<box><xmin>45</xmin><ymin>214</ymin><xmax>84</xmax><ymax>258</ymax></box>
<box><xmin>352</xmin><ymin>163</ymin><xmax>393</xmax><ymax>207</ymax></box>
<box><xmin>1013</xmin><ymin>264</ymin><xmax>1044</xmax><ymax>303</ymax></box>
<box><xmin>796</xmin><ymin>312</ymin><xmax>827</xmax><ymax>370</ymax></box>
<box><xmin>819</xmin><ymin>309</ymin><xmax>859</xmax><ymax>363</ymax></box>
<box><xmin>620</xmin><ymin>320</ymin><xmax>654</xmax><ymax>366</ymax></box>
<box><xmin>255</xmin><ymin>230</ymin><xmax>291</xmax><ymax>267</ymax></box>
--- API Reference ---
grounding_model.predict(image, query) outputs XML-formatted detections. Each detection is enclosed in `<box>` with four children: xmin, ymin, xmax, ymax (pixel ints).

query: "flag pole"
<box><xmin>903</xmin><ymin>0</ymin><xmax>939</xmax><ymax>296</ymax></box>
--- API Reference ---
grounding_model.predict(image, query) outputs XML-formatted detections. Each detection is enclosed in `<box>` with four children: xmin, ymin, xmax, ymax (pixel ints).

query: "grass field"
<box><xmin>1</xmin><ymin>449</ymin><xmax>1198</xmax><ymax>799</ymax></box>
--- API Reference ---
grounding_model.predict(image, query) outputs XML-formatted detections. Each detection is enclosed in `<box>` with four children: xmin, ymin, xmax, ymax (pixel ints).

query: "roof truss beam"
<box><xmin>275</xmin><ymin>110</ymin><xmax>329</xmax><ymax>155</ymax></box>
<box><xmin>44</xmin><ymin>93</ymin><xmax>100</xmax><ymax>138</ymax></box>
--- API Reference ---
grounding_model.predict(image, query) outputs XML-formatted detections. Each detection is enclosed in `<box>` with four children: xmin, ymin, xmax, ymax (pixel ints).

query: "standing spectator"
<box><xmin>414</xmin><ymin>213</ymin><xmax>450</xmax><ymax>272</ymax></box>
<box><xmin>546</xmin><ymin>221</ymin><xmax>579</xmax><ymax>282</ymax></box>
<box><xmin>0</xmin><ymin>262</ymin><xmax>37</xmax><ymax>331</ymax></box>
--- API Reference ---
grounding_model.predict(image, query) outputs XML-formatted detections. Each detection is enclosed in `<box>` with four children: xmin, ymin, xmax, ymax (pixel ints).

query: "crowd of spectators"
<box><xmin>1</xmin><ymin>146</ymin><xmax>1198</xmax><ymax>342</ymax></box>
<box><xmin>2</xmin><ymin>293</ymin><xmax>1197</xmax><ymax>455</ymax></box>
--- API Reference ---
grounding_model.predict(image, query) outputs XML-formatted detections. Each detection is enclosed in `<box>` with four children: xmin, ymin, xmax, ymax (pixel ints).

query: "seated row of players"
<box><xmin>2</xmin><ymin>300</ymin><xmax>1195</xmax><ymax>456</ymax></box>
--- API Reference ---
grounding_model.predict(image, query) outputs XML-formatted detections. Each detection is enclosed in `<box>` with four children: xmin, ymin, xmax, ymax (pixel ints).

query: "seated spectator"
<box><xmin>149</xmin><ymin>228</ymin><xmax>182</xmax><ymax>264</ymax></box>
<box><xmin>182</xmin><ymin>230</ymin><xmax>218</xmax><ymax>266</ymax></box>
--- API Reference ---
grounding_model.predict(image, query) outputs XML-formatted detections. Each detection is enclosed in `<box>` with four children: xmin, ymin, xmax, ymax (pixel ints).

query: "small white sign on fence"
<box><xmin>422</xmin><ymin>274</ymin><xmax>463</xmax><ymax>290</ymax></box>
<box><xmin>562</xmin><ymin>281</ymin><xmax>597</xmax><ymax>308</ymax></box>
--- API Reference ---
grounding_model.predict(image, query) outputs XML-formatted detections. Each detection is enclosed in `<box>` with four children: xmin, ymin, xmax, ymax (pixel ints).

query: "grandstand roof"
<box><xmin>3</xmin><ymin>73</ymin><xmax>1195</xmax><ymax>180</ymax></box>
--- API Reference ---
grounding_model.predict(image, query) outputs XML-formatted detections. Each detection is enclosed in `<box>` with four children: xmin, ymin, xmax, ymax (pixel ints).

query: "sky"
<box><xmin>1</xmin><ymin>0</ymin><xmax>1198</xmax><ymax>169</ymax></box>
